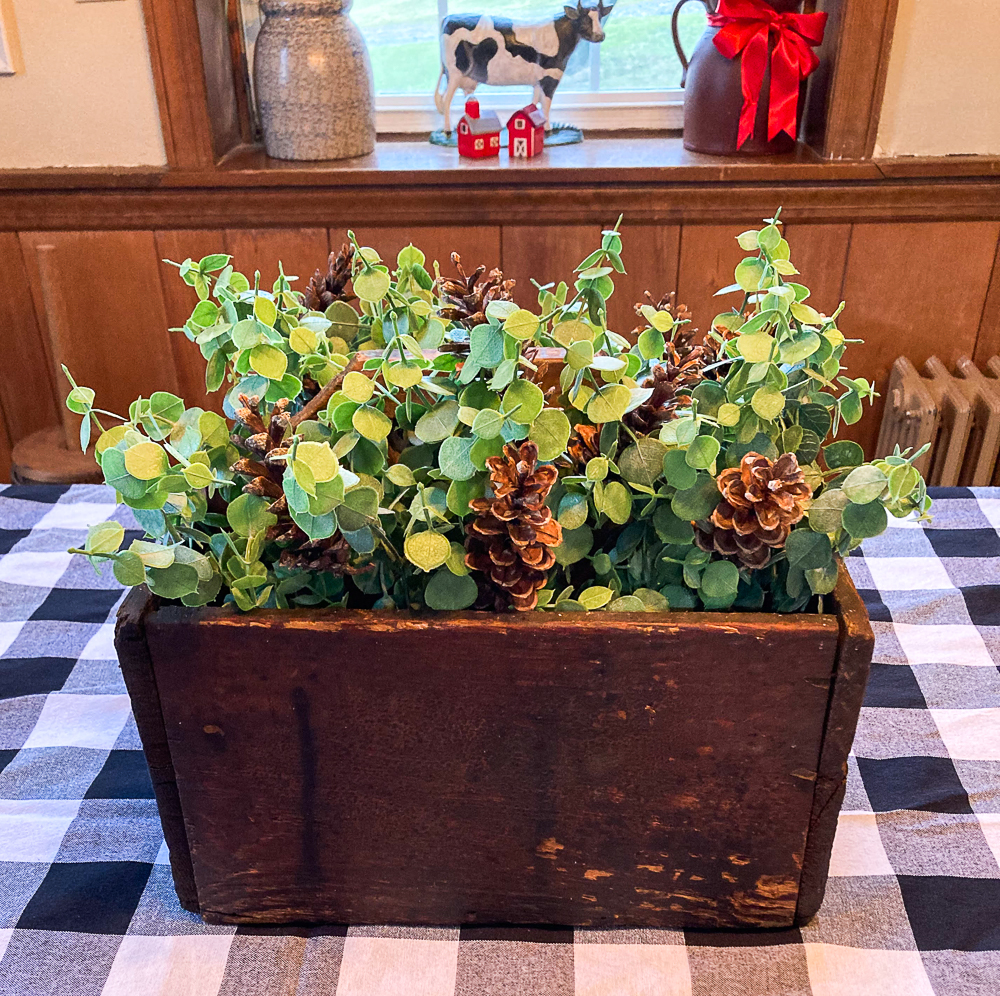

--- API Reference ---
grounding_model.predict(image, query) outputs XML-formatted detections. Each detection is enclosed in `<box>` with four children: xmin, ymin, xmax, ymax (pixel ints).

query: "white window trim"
<box><xmin>376</xmin><ymin>90</ymin><xmax>685</xmax><ymax>134</ymax></box>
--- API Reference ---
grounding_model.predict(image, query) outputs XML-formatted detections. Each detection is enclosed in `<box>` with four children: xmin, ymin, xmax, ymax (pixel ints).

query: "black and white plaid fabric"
<box><xmin>0</xmin><ymin>484</ymin><xmax>998</xmax><ymax>996</ymax></box>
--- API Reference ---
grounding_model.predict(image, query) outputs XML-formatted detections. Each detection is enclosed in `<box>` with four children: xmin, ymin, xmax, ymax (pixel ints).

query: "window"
<box><xmin>238</xmin><ymin>1</ymin><xmax>707</xmax><ymax>133</ymax></box>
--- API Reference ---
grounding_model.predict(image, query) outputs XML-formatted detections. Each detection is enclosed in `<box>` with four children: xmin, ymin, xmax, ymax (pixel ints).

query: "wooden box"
<box><xmin>114</xmin><ymin>562</ymin><xmax>873</xmax><ymax>930</ymax></box>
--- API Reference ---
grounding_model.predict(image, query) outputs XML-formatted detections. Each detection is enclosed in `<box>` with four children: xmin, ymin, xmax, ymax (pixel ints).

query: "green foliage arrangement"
<box><xmin>66</xmin><ymin>212</ymin><xmax>930</xmax><ymax>614</ymax></box>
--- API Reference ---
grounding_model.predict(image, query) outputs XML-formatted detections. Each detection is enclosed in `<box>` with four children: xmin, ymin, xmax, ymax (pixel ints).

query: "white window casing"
<box><xmin>377</xmin><ymin>90</ymin><xmax>685</xmax><ymax>134</ymax></box>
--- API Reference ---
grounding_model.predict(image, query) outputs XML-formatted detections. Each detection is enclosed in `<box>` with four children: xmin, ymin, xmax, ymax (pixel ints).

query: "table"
<box><xmin>0</xmin><ymin>484</ymin><xmax>998</xmax><ymax>996</ymax></box>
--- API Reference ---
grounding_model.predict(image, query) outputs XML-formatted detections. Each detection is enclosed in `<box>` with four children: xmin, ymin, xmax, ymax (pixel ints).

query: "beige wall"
<box><xmin>876</xmin><ymin>0</ymin><xmax>1000</xmax><ymax>157</ymax></box>
<box><xmin>0</xmin><ymin>0</ymin><xmax>165</xmax><ymax>168</ymax></box>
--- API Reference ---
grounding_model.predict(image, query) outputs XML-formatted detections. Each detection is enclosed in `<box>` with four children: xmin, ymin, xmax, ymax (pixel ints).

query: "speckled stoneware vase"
<box><xmin>254</xmin><ymin>0</ymin><xmax>375</xmax><ymax>161</ymax></box>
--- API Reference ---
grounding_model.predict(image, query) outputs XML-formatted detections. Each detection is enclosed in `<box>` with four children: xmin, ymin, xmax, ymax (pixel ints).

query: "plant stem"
<box><xmin>290</xmin><ymin>354</ymin><xmax>365</xmax><ymax>428</ymax></box>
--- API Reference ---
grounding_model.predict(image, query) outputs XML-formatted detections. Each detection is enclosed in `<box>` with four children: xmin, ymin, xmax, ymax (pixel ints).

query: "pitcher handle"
<box><xmin>672</xmin><ymin>0</ymin><xmax>713</xmax><ymax>88</ymax></box>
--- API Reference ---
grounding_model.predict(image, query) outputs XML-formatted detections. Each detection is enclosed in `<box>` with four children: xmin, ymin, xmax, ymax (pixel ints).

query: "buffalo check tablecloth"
<box><xmin>0</xmin><ymin>483</ymin><xmax>999</xmax><ymax>996</ymax></box>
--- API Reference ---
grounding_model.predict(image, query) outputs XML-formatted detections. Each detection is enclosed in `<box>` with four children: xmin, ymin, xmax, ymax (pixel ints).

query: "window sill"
<box><xmin>0</xmin><ymin>136</ymin><xmax>875</xmax><ymax>191</ymax></box>
<box><xmin>203</xmin><ymin>136</ymin><xmax>883</xmax><ymax>186</ymax></box>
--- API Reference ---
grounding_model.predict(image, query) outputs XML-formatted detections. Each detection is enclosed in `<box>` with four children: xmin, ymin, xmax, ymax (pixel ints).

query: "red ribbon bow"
<box><xmin>709</xmin><ymin>0</ymin><xmax>827</xmax><ymax>148</ymax></box>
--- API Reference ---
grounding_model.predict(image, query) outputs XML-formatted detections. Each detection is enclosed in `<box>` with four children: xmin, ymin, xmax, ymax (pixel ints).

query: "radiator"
<box><xmin>875</xmin><ymin>356</ymin><xmax>1000</xmax><ymax>487</ymax></box>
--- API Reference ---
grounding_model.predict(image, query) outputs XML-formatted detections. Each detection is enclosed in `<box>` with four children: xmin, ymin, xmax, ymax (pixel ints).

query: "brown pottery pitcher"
<box><xmin>673</xmin><ymin>0</ymin><xmax>807</xmax><ymax>156</ymax></box>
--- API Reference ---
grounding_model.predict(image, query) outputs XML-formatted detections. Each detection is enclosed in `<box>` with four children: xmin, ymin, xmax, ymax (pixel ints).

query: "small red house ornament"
<box><xmin>507</xmin><ymin>104</ymin><xmax>546</xmax><ymax>158</ymax></box>
<box><xmin>457</xmin><ymin>98</ymin><xmax>501</xmax><ymax>159</ymax></box>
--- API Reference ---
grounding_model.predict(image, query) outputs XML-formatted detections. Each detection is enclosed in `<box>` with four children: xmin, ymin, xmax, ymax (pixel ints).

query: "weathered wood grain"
<box><xmin>116</xmin><ymin>564</ymin><xmax>871</xmax><ymax>929</ymax></box>
<box><xmin>974</xmin><ymin>237</ymin><xmax>1000</xmax><ymax>367</ymax></box>
<box><xmin>781</xmin><ymin>224</ymin><xmax>852</xmax><ymax>318</ymax></box>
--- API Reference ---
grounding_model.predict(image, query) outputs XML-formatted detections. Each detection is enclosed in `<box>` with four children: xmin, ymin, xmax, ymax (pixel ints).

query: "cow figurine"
<box><xmin>435</xmin><ymin>2</ymin><xmax>614</xmax><ymax>135</ymax></box>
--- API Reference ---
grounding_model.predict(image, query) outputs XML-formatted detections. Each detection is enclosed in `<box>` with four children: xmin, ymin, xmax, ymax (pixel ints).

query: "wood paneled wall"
<box><xmin>4</xmin><ymin>220</ymin><xmax>1000</xmax><ymax>480</ymax></box>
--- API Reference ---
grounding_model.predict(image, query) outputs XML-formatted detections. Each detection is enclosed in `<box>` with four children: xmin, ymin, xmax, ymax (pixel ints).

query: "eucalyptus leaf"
<box><xmin>671</xmin><ymin>475</ymin><xmax>718</xmax><ymax>522</ymax></box>
<box><xmin>842</xmin><ymin>499</ymin><xmax>888</xmax><ymax>539</ymax></box>
<box><xmin>416</xmin><ymin>400</ymin><xmax>461</xmax><ymax>443</ymax></box>
<box><xmin>558</xmin><ymin>491</ymin><xmax>589</xmax><ymax>529</ymax></box>
<box><xmin>785</xmin><ymin>529</ymin><xmax>833</xmax><ymax>570</ymax></box>
<box><xmin>424</xmin><ymin>570</ymin><xmax>478</xmax><ymax>610</ymax></box>
<box><xmin>843</xmin><ymin>465</ymin><xmax>888</xmax><ymax>505</ymax></box>
<box><xmin>599</xmin><ymin>481</ymin><xmax>632</xmax><ymax>525</ymax></box>
<box><xmin>700</xmin><ymin>560</ymin><xmax>739</xmax><ymax>600</ymax></box>
<box><xmin>554</xmin><ymin>525</ymin><xmax>593</xmax><ymax>566</ymax></box>
<box><xmin>663</xmin><ymin>449</ymin><xmax>698</xmax><ymax>491</ymax></box>
<box><xmin>438</xmin><ymin>435</ymin><xmax>478</xmax><ymax>482</ymax></box>
<box><xmin>619</xmin><ymin>438</ymin><xmax>667</xmax><ymax>488</ymax></box>
<box><xmin>404</xmin><ymin>530</ymin><xmax>451</xmax><ymax>571</ymax></box>
<box><xmin>685</xmin><ymin>435</ymin><xmax>721</xmax><ymax>471</ymax></box>
<box><xmin>528</xmin><ymin>408</ymin><xmax>571</xmax><ymax>462</ymax></box>
<box><xmin>587</xmin><ymin>384</ymin><xmax>630</xmax><ymax>424</ymax></box>
<box><xmin>808</xmin><ymin>488</ymin><xmax>850</xmax><ymax>534</ymax></box>
<box><xmin>824</xmin><ymin>440</ymin><xmax>865</xmax><ymax>470</ymax></box>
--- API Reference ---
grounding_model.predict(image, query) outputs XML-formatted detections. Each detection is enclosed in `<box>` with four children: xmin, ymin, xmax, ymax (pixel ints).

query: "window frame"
<box><xmin>138</xmin><ymin>0</ymin><xmax>894</xmax><ymax>170</ymax></box>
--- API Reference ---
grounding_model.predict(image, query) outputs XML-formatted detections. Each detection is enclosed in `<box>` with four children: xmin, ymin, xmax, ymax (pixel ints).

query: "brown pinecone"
<box><xmin>631</xmin><ymin>290</ymin><xmax>695</xmax><ymax>338</ymax></box>
<box><xmin>695</xmin><ymin>452</ymin><xmax>812</xmax><ymax>569</ymax></box>
<box><xmin>303</xmin><ymin>243</ymin><xmax>355</xmax><ymax>311</ymax></box>
<box><xmin>465</xmin><ymin>440</ymin><xmax>563</xmax><ymax>611</ymax></box>
<box><xmin>623</xmin><ymin>326</ymin><xmax>719</xmax><ymax>436</ymax></box>
<box><xmin>436</xmin><ymin>253</ymin><xmax>515</xmax><ymax>331</ymax></box>
<box><xmin>565</xmin><ymin>424</ymin><xmax>600</xmax><ymax>471</ymax></box>
<box><xmin>268</xmin><ymin>521</ymin><xmax>367</xmax><ymax>575</ymax></box>
<box><xmin>231</xmin><ymin>395</ymin><xmax>292</xmax><ymax>511</ymax></box>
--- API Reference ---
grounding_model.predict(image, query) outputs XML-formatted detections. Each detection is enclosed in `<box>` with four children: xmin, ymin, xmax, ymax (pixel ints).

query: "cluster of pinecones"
<box><xmin>696</xmin><ymin>452</ymin><xmax>812</xmax><ymax>569</ymax></box>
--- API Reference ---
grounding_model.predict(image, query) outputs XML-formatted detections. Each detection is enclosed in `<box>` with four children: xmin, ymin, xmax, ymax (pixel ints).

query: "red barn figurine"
<box><xmin>507</xmin><ymin>104</ymin><xmax>546</xmax><ymax>158</ymax></box>
<box><xmin>456</xmin><ymin>98</ymin><xmax>501</xmax><ymax>159</ymax></box>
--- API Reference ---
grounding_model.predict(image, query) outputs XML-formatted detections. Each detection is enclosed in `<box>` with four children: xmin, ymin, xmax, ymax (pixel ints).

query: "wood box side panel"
<box><xmin>795</xmin><ymin>563</ymin><xmax>875</xmax><ymax>922</ymax></box>
<box><xmin>115</xmin><ymin>587</ymin><xmax>200</xmax><ymax>913</ymax></box>
<box><xmin>144</xmin><ymin>608</ymin><xmax>842</xmax><ymax>929</ymax></box>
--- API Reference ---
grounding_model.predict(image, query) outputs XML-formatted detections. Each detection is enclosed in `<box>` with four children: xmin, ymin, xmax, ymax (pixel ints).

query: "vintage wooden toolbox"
<box><xmin>115</xmin><ymin>562</ymin><xmax>873</xmax><ymax>930</ymax></box>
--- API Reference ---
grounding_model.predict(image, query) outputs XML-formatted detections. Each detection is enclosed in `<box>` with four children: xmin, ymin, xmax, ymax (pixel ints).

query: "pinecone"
<box><xmin>631</xmin><ymin>290</ymin><xmax>695</xmax><ymax>337</ymax></box>
<box><xmin>303</xmin><ymin>243</ymin><xmax>355</xmax><ymax>311</ymax></box>
<box><xmin>269</xmin><ymin>521</ymin><xmax>367</xmax><ymax>576</ymax></box>
<box><xmin>565</xmin><ymin>424</ymin><xmax>600</xmax><ymax>471</ymax></box>
<box><xmin>435</xmin><ymin>253</ymin><xmax>515</xmax><ymax>331</ymax></box>
<box><xmin>465</xmin><ymin>440</ymin><xmax>562</xmax><ymax>611</ymax></box>
<box><xmin>695</xmin><ymin>452</ymin><xmax>812</xmax><ymax>569</ymax></box>
<box><xmin>231</xmin><ymin>395</ymin><xmax>292</xmax><ymax>511</ymax></box>
<box><xmin>623</xmin><ymin>325</ymin><xmax>718</xmax><ymax>436</ymax></box>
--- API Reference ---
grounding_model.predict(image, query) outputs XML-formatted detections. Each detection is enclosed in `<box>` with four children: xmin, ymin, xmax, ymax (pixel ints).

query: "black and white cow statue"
<box><xmin>435</xmin><ymin>2</ymin><xmax>614</xmax><ymax>134</ymax></box>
